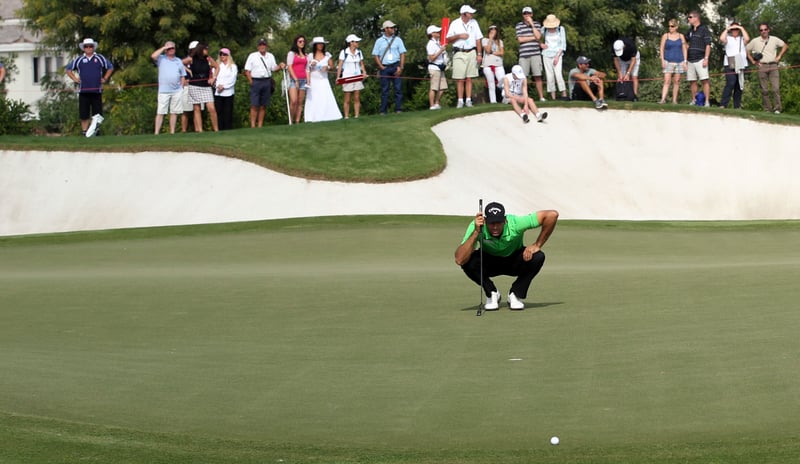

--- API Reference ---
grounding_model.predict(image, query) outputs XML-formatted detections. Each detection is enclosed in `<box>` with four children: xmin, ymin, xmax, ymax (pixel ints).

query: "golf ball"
<box><xmin>550</xmin><ymin>436</ymin><xmax>560</xmax><ymax>445</ymax></box>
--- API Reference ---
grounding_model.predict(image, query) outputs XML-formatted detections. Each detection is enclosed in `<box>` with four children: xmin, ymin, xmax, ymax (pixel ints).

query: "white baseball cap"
<box><xmin>613</xmin><ymin>40</ymin><xmax>625</xmax><ymax>56</ymax></box>
<box><xmin>426</xmin><ymin>25</ymin><xmax>442</xmax><ymax>35</ymax></box>
<box><xmin>382</xmin><ymin>20</ymin><xmax>397</xmax><ymax>29</ymax></box>
<box><xmin>460</xmin><ymin>5</ymin><xmax>477</xmax><ymax>14</ymax></box>
<box><xmin>345</xmin><ymin>34</ymin><xmax>362</xmax><ymax>43</ymax></box>
<box><xmin>188</xmin><ymin>40</ymin><xmax>199</xmax><ymax>50</ymax></box>
<box><xmin>511</xmin><ymin>65</ymin><xmax>525</xmax><ymax>79</ymax></box>
<box><xmin>522</xmin><ymin>6</ymin><xmax>533</xmax><ymax>14</ymax></box>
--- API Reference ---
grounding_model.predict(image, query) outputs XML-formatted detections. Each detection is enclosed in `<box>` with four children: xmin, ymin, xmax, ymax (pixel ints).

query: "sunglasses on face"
<box><xmin>669</xmin><ymin>25</ymin><xmax>677</xmax><ymax>28</ymax></box>
<box><xmin>165</xmin><ymin>47</ymin><xmax>175</xmax><ymax>50</ymax></box>
<box><xmin>219</xmin><ymin>53</ymin><xmax>228</xmax><ymax>56</ymax></box>
<box><xmin>760</xmin><ymin>28</ymin><xmax>769</xmax><ymax>32</ymax></box>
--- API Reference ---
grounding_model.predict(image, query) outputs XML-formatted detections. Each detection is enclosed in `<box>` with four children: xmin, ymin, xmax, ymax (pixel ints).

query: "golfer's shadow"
<box><xmin>459</xmin><ymin>301</ymin><xmax>564</xmax><ymax>312</ymax></box>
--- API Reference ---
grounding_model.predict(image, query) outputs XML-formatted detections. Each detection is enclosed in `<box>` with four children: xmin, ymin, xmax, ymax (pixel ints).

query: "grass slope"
<box><xmin>3</xmin><ymin>102</ymin><xmax>796</xmax><ymax>183</ymax></box>
<box><xmin>2</xmin><ymin>217</ymin><xmax>800</xmax><ymax>463</ymax></box>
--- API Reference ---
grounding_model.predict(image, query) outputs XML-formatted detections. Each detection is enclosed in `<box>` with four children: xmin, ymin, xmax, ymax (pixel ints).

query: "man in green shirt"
<box><xmin>454</xmin><ymin>202</ymin><xmax>558</xmax><ymax>310</ymax></box>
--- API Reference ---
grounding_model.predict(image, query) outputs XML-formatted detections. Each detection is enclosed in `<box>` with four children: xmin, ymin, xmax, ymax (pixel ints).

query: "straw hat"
<box><xmin>542</xmin><ymin>14</ymin><xmax>560</xmax><ymax>28</ymax></box>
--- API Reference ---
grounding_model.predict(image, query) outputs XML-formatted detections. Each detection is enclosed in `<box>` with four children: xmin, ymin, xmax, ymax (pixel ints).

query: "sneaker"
<box><xmin>465</xmin><ymin>99</ymin><xmax>473</xmax><ymax>107</ymax></box>
<box><xmin>599</xmin><ymin>98</ymin><xmax>608</xmax><ymax>108</ymax></box>
<box><xmin>508</xmin><ymin>292</ymin><xmax>524</xmax><ymax>310</ymax></box>
<box><xmin>429</xmin><ymin>104</ymin><xmax>441</xmax><ymax>110</ymax></box>
<box><xmin>703</xmin><ymin>101</ymin><xmax>710</xmax><ymax>108</ymax></box>
<box><xmin>536</xmin><ymin>111</ymin><xmax>548</xmax><ymax>122</ymax></box>
<box><xmin>485</xmin><ymin>291</ymin><xmax>501</xmax><ymax>311</ymax></box>
<box><xmin>522</xmin><ymin>113</ymin><xmax>530</xmax><ymax>123</ymax></box>
<box><xmin>558</xmin><ymin>95</ymin><xmax>571</xmax><ymax>101</ymax></box>
<box><xmin>774</xmin><ymin>110</ymin><xmax>781</xmax><ymax>114</ymax></box>
<box><xmin>502</xmin><ymin>98</ymin><xmax>510</xmax><ymax>104</ymax></box>
<box><xmin>456</xmin><ymin>100</ymin><xmax>464</xmax><ymax>108</ymax></box>
<box><xmin>539</xmin><ymin>97</ymin><xmax>547</xmax><ymax>102</ymax></box>
<box><xmin>594</xmin><ymin>99</ymin><xmax>603</xmax><ymax>109</ymax></box>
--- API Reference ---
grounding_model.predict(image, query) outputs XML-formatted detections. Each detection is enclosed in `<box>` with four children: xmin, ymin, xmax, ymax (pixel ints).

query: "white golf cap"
<box><xmin>426</xmin><ymin>25</ymin><xmax>442</xmax><ymax>35</ymax></box>
<box><xmin>522</xmin><ymin>6</ymin><xmax>533</xmax><ymax>13</ymax></box>
<box><xmin>460</xmin><ymin>5</ymin><xmax>477</xmax><ymax>14</ymax></box>
<box><xmin>382</xmin><ymin>20</ymin><xmax>397</xmax><ymax>29</ymax></box>
<box><xmin>511</xmin><ymin>64</ymin><xmax>525</xmax><ymax>79</ymax></box>
<box><xmin>613</xmin><ymin>39</ymin><xmax>625</xmax><ymax>56</ymax></box>
<box><xmin>345</xmin><ymin>34</ymin><xmax>362</xmax><ymax>43</ymax></box>
<box><xmin>188</xmin><ymin>40</ymin><xmax>199</xmax><ymax>50</ymax></box>
<box><xmin>79</xmin><ymin>38</ymin><xmax>98</xmax><ymax>50</ymax></box>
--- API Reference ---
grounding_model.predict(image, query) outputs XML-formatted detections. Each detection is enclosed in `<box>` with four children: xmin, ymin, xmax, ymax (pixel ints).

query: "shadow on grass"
<box><xmin>459</xmin><ymin>301</ymin><xmax>564</xmax><ymax>312</ymax></box>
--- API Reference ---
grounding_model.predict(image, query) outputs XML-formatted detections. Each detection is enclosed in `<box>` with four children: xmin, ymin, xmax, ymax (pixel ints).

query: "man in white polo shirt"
<box><xmin>446</xmin><ymin>4</ymin><xmax>483</xmax><ymax>108</ymax></box>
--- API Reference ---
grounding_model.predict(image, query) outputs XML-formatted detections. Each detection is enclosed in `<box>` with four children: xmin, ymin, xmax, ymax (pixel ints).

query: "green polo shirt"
<box><xmin>461</xmin><ymin>213</ymin><xmax>541</xmax><ymax>257</ymax></box>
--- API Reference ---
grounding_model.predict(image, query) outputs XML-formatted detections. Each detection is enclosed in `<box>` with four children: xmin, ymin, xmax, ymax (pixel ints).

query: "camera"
<box><xmin>752</xmin><ymin>52</ymin><xmax>764</xmax><ymax>61</ymax></box>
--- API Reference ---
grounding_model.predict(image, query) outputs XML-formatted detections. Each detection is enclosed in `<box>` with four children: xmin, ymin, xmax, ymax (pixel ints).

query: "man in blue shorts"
<box><xmin>455</xmin><ymin>202</ymin><xmax>559</xmax><ymax>310</ymax></box>
<box><xmin>66</xmin><ymin>38</ymin><xmax>114</xmax><ymax>135</ymax></box>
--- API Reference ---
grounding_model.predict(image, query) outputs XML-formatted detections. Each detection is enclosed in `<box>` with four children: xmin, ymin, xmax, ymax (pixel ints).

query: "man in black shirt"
<box><xmin>685</xmin><ymin>11</ymin><xmax>712</xmax><ymax>106</ymax></box>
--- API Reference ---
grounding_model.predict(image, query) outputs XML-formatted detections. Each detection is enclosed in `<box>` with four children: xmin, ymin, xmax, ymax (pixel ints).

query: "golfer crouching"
<box><xmin>455</xmin><ymin>202</ymin><xmax>558</xmax><ymax>310</ymax></box>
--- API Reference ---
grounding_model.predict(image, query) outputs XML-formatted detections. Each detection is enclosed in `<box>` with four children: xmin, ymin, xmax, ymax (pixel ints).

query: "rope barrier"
<box><xmin>7</xmin><ymin>62</ymin><xmax>800</xmax><ymax>96</ymax></box>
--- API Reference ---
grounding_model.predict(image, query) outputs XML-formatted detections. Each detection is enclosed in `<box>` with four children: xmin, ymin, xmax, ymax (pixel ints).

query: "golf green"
<box><xmin>2</xmin><ymin>217</ymin><xmax>800</xmax><ymax>463</ymax></box>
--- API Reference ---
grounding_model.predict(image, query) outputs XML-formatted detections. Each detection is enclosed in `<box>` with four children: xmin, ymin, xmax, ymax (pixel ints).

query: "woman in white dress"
<box><xmin>304</xmin><ymin>37</ymin><xmax>343</xmax><ymax>122</ymax></box>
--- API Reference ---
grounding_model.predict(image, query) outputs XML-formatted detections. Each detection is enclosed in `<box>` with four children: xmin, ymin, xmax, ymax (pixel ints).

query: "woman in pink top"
<box><xmin>287</xmin><ymin>35</ymin><xmax>309</xmax><ymax>124</ymax></box>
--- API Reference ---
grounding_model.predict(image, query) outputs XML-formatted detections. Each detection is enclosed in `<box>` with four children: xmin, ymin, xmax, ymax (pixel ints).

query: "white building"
<box><xmin>1</xmin><ymin>0</ymin><xmax>68</xmax><ymax>116</ymax></box>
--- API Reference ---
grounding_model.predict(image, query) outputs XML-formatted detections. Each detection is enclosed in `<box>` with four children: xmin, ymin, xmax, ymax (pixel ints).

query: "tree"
<box><xmin>19</xmin><ymin>0</ymin><xmax>293</xmax><ymax>85</ymax></box>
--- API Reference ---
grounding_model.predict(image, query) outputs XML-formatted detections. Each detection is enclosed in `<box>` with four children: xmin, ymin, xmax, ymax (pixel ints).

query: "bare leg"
<box><xmin>154</xmin><ymin>114</ymin><xmax>164</xmax><ymax>134</ymax></box>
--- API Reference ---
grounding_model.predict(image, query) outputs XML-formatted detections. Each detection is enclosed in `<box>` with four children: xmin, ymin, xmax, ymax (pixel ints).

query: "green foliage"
<box><xmin>0</xmin><ymin>96</ymin><xmax>33</xmax><ymax>135</ymax></box>
<box><xmin>35</xmin><ymin>75</ymin><xmax>80</xmax><ymax>134</ymax></box>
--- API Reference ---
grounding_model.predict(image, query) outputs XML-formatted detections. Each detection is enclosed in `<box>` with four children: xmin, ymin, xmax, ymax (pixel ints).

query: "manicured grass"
<box><xmin>2</xmin><ymin>217</ymin><xmax>800</xmax><ymax>463</ymax></box>
<box><xmin>3</xmin><ymin>103</ymin><xmax>796</xmax><ymax>183</ymax></box>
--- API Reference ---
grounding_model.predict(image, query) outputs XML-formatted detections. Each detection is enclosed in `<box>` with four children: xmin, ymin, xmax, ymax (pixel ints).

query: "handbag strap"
<box><xmin>380</xmin><ymin>35</ymin><xmax>397</xmax><ymax>63</ymax></box>
<box><xmin>258</xmin><ymin>56</ymin><xmax>272</xmax><ymax>77</ymax></box>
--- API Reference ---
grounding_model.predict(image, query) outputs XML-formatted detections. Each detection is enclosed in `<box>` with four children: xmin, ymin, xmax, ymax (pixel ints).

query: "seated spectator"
<box><xmin>568</xmin><ymin>56</ymin><xmax>607</xmax><ymax>110</ymax></box>
<box><xmin>503</xmin><ymin>65</ymin><xmax>548</xmax><ymax>123</ymax></box>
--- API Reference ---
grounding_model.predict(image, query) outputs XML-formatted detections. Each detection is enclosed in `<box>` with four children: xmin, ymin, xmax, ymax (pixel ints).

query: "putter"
<box><xmin>477</xmin><ymin>199</ymin><xmax>484</xmax><ymax>316</ymax></box>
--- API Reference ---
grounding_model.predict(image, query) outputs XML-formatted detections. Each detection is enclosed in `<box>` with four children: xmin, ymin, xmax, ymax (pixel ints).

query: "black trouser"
<box><xmin>461</xmin><ymin>247</ymin><xmax>545</xmax><ymax>299</ymax></box>
<box><xmin>215</xmin><ymin>95</ymin><xmax>234</xmax><ymax>130</ymax></box>
<box><xmin>720</xmin><ymin>66</ymin><xmax>742</xmax><ymax>109</ymax></box>
<box><xmin>78</xmin><ymin>93</ymin><xmax>103</xmax><ymax>120</ymax></box>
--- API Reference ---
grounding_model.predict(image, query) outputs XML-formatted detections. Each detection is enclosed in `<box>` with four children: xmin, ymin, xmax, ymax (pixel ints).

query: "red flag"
<box><xmin>440</xmin><ymin>17</ymin><xmax>450</xmax><ymax>46</ymax></box>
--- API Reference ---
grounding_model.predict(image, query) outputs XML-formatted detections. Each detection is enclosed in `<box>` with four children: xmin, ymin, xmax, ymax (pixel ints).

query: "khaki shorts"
<box><xmin>342</xmin><ymin>81</ymin><xmax>364</xmax><ymax>92</ymax></box>
<box><xmin>451</xmin><ymin>50</ymin><xmax>479</xmax><ymax>80</ymax></box>
<box><xmin>519</xmin><ymin>55</ymin><xmax>544</xmax><ymax>77</ymax></box>
<box><xmin>686</xmin><ymin>59</ymin><xmax>709</xmax><ymax>81</ymax></box>
<box><xmin>157</xmin><ymin>90</ymin><xmax>184</xmax><ymax>115</ymax></box>
<box><xmin>429</xmin><ymin>69</ymin><xmax>448</xmax><ymax>90</ymax></box>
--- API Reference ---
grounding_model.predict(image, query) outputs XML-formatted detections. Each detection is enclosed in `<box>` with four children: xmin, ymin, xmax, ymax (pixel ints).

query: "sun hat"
<box><xmin>543</xmin><ymin>14</ymin><xmax>560</xmax><ymax>28</ymax></box>
<box><xmin>426</xmin><ymin>25</ymin><xmax>442</xmax><ymax>35</ymax></box>
<box><xmin>80</xmin><ymin>38</ymin><xmax>98</xmax><ymax>50</ymax></box>
<box><xmin>188</xmin><ymin>40</ymin><xmax>199</xmax><ymax>50</ymax></box>
<box><xmin>382</xmin><ymin>20</ymin><xmax>397</xmax><ymax>29</ymax></box>
<box><xmin>511</xmin><ymin>65</ymin><xmax>525</xmax><ymax>80</ymax></box>
<box><xmin>345</xmin><ymin>34</ymin><xmax>362</xmax><ymax>43</ymax></box>
<box><xmin>576</xmin><ymin>56</ymin><xmax>591</xmax><ymax>65</ymax></box>
<box><xmin>460</xmin><ymin>5</ymin><xmax>477</xmax><ymax>14</ymax></box>
<box><xmin>522</xmin><ymin>6</ymin><xmax>533</xmax><ymax>14</ymax></box>
<box><xmin>311</xmin><ymin>36</ymin><xmax>328</xmax><ymax>45</ymax></box>
<box><xmin>613</xmin><ymin>39</ymin><xmax>625</xmax><ymax>56</ymax></box>
<box><xmin>484</xmin><ymin>202</ymin><xmax>506</xmax><ymax>224</ymax></box>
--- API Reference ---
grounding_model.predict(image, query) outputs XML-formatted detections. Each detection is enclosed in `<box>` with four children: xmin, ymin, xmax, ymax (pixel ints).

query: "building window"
<box><xmin>32</xmin><ymin>56</ymin><xmax>40</xmax><ymax>84</ymax></box>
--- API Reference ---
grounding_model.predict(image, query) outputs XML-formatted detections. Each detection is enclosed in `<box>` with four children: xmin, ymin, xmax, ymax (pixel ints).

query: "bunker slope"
<box><xmin>2</xmin><ymin>109</ymin><xmax>799</xmax><ymax>236</ymax></box>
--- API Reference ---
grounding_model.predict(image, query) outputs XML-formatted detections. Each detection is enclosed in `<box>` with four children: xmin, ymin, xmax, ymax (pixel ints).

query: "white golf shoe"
<box><xmin>508</xmin><ymin>292</ymin><xmax>525</xmax><ymax>310</ymax></box>
<box><xmin>484</xmin><ymin>291</ymin><xmax>501</xmax><ymax>311</ymax></box>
